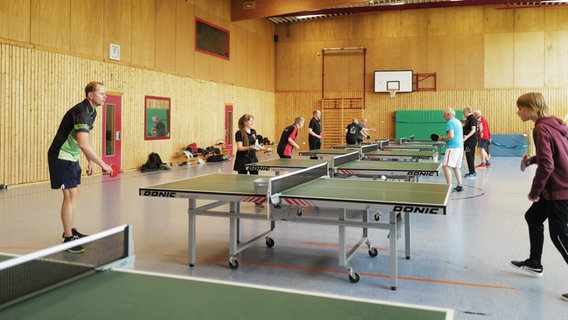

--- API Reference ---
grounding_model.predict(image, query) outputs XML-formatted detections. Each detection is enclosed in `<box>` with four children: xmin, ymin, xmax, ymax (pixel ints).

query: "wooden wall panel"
<box><xmin>104</xmin><ymin>0</ymin><xmax>132</xmax><ymax>63</ymax></box>
<box><xmin>175</xmin><ymin>0</ymin><xmax>195</xmax><ymax>76</ymax></box>
<box><xmin>455</xmin><ymin>34</ymin><xmax>484</xmax><ymax>89</ymax></box>
<box><xmin>400</xmin><ymin>10</ymin><xmax>428</xmax><ymax>38</ymax></box>
<box><xmin>514</xmin><ymin>32</ymin><xmax>545</xmax><ymax>88</ymax></box>
<box><xmin>275</xmin><ymin>42</ymin><xmax>300</xmax><ymax>91</ymax></box>
<box><xmin>514</xmin><ymin>7</ymin><xmax>545</xmax><ymax>32</ymax></box>
<box><xmin>484</xmin><ymin>33</ymin><xmax>514</xmax><ymax>88</ymax></box>
<box><xmin>454</xmin><ymin>6</ymin><xmax>484</xmax><ymax>35</ymax></box>
<box><xmin>544</xmin><ymin>31</ymin><xmax>568</xmax><ymax>88</ymax></box>
<box><xmin>544</xmin><ymin>7</ymin><xmax>568</xmax><ymax>31</ymax></box>
<box><xmin>427</xmin><ymin>8</ymin><xmax>455</xmax><ymax>36</ymax></box>
<box><xmin>155</xmin><ymin>0</ymin><xmax>177</xmax><ymax>72</ymax></box>
<box><xmin>428</xmin><ymin>35</ymin><xmax>456</xmax><ymax>89</ymax></box>
<box><xmin>70</xmin><ymin>0</ymin><xmax>104</xmax><ymax>58</ymax></box>
<box><xmin>131</xmin><ymin>0</ymin><xmax>156</xmax><ymax>67</ymax></box>
<box><xmin>484</xmin><ymin>6</ymin><xmax>514</xmax><ymax>33</ymax></box>
<box><xmin>0</xmin><ymin>0</ymin><xmax>31</xmax><ymax>42</ymax></box>
<box><xmin>30</xmin><ymin>0</ymin><xmax>70</xmax><ymax>50</ymax></box>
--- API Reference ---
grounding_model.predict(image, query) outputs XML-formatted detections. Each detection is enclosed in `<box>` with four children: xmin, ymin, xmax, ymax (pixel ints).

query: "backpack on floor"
<box><xmin>141</xmin><ymin>152</ymin><xmax>164</xmax><ymax>172</ymax></box>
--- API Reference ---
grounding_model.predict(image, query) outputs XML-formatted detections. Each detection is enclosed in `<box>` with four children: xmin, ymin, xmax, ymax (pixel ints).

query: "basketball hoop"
<box><xmin>388</xmin><ymin>88</ymin><xmax>398</xmax><ymax>98</ymax></box>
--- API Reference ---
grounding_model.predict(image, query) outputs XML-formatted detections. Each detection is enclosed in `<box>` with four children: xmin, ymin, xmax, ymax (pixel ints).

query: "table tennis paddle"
<box><xmin>520</xmin><ymin>155</ymin><xmax>528</xmax><ymax>172</ymax></box>
<box><xmin>430</xmin><ymin>133</ymin><xmax>439</xmax><ymax>142</ymax></box>
<box><xmin>109</xmin><ymin>163</ymin><xmax>118</xmax><ymax>178</ymax></box>
<box><xmin>320</xmin><ymin>131</ymin><xmax>326</xmax><ymax>138</ymax></box>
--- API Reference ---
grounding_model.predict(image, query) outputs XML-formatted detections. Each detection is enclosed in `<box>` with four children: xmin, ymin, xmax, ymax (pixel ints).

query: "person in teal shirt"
<box><xmin>437</xmin><ymin>107</ymin><xmax>464</xmax><ymax>192</ymax></box>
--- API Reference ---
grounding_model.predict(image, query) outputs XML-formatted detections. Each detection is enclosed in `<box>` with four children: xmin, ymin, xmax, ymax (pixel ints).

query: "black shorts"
<box><xmin>48</xmin><ymin>156</ymin><xmax>82</xmax><ymax>189</ymax></box>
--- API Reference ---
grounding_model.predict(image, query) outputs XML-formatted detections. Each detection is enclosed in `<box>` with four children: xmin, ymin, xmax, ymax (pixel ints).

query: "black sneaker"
<box><xmin>454</xmin><ymin>185</ymin><xmax>464</xmax><ymax>192</ymax></box>
<box><xmin>61</xmin><ymin>227</ymin><xmax>88</xmax><ymax>241</ymax></box>
<box><xmin>63</xmin><ymin>235</ymin><xmax>85</xmax><ymax>254</ymax></box>
<box><xmin>562</xmin><ymin>293</ymin><xmax>568</xmax><ymax>301</ymax></box>
<box><xmin>510</xmin><ymin>259</ymin><xmax>543</xmax><ymax>277</ymax></box>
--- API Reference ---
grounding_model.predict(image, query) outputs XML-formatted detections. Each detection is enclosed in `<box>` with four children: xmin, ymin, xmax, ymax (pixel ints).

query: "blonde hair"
<box><xmin>517</xmin><ymin>92</ymin><xmax>548</xmax><ymax>119</ymax></box>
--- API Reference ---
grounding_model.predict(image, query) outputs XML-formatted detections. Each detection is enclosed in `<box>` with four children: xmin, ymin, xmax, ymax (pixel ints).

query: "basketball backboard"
<box><xmin>374</xmin><ymin>70</ymin><xmax>413</xmax><ymax>93</ymax></box>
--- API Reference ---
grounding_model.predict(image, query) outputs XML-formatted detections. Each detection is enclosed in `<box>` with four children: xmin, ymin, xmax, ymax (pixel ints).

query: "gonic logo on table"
<box><xmin>393</xmin><ymin>205</ymin><xmax>439</xmax><ymax>214</ymax></box>
<box><xmin>407</xmin><ymin>171</ymin><xmax>435</xmax><ymax>176</ymax></box>
<box><xmin>142</xmin><ymin>190</ymin><xmax>177</xmax><ymax>197</ymax></box>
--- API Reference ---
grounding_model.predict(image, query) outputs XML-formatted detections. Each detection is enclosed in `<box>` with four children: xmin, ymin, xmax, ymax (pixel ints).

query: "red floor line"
<box><xmin>162</xmin><ymin>253</ymin><xmax>519</xmax><ymax>291</ymax></box>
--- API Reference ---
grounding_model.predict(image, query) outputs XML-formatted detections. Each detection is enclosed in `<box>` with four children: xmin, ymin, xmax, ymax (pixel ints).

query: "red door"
<box><xmin>225</xmin><ymin>104</ymin><xmax>234</xmax><ymax>156</ymax></box>
<box><xmin>102</xmin><ymin>95</ymin><xmax>122</xmax><ymax>173</ymax></box>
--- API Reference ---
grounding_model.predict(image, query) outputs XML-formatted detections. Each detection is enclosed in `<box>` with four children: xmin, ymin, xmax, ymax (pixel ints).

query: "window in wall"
<box><xmin>144</xmin><ymin>96</ymin><xmax>171</xmax><ymax>140</ymax></box>
<box><xmin>195</xmin><ymin>18</ymin><xmax>230</xmax><ymax>60</ymax></box>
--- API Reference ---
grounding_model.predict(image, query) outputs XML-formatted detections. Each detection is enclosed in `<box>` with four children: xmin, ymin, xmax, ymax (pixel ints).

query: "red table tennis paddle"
<box><xmin>109</xmin><ymin>163</ymin><xmax>118</xmax><ymax>178</ymax></box>
<box><xmin>320</xmin><ymin>131</ymin><xmax>326</xmax><ymax>138</ymax></box>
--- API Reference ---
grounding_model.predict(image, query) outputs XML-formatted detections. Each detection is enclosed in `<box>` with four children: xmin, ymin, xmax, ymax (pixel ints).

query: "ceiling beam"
<box><xmin>269</xmin><ymin>0</ymin><xmax>515</xmax><ymax>18</ymax></box>
<box><xmin>231</xmin><ymin>0</ymin><xmax>366</xmax><ymax>21</ymax></box>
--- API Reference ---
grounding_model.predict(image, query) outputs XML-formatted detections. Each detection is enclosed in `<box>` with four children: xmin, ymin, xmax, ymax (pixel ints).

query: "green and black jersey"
<box><xmin>48</xmin><ymin>99</ymin><xmax>96</xmax><ymax>162</ymax></box>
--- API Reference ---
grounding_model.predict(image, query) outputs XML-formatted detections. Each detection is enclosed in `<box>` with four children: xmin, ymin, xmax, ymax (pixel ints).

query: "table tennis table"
<box><xmin>330</xmin><ymin>143</ymin><xmax>379</xmax><ymax>156</ymax></box>
<box><xmin>0</xmin><ymin>257</ymin><xmax>453</xmax><ymax>319</ymax></box>
<box><xmin>333</xmin><ymin>160</ymin><xmax>442</xmax><ymax>182</ymax></box>
<box><xmin>139</xmin><ymin>162</ymin><xmax>452</xmax><ymax>290</ymax></box>
<box><xmin>380</xmin><ymin>138</ymin><xmax>446</xmax><ymax>154</ymax></box>
<box><xmin>363</xmin><ymin>150</ymin><xmax>439</xmax><ymax>162</ymax></box>
<box><xmin>294</xmin><ymin>150</ymin><xmax>442</xmax><ymax>182</ymax></box>
<box><xmin>298</xmin><ymin>148</ymin><xmax>359</xmax><ymax>159</ymax></box>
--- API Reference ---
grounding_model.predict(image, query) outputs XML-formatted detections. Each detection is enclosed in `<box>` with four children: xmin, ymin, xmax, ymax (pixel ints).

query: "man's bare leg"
<box><xmin>61</xmin><ymin>187</ymin><xmax>79</xmax><ymax>238</ymax></box>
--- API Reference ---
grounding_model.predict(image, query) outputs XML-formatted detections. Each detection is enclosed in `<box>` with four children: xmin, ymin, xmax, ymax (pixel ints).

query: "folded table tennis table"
<box><xmin>139</xmin><ymin>162</ymin><xmax>452</xmax><ymax>290</ymax></box>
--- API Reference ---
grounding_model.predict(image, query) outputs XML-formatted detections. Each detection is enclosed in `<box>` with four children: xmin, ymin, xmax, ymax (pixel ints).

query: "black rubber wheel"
<box><xmin>229</xmin><ymin>260</ymin><xmax>239</xmax><ymax>270</ymax></box>
<box><xmin>266</xmin><ymin>237</ymin><xmax>275</xmax><ymax>248</ymax></box>
<box><xmin>368</xmin><ymin>247</ymin><xmax>378</xmax><ymax>257</ymax></box>
<box><xmin>349</xmin><ymin>272</ymin><xmax>360</xmax><ymax>283</ymax></box>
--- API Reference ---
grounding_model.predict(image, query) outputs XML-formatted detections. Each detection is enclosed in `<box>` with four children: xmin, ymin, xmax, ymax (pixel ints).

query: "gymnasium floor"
<box><xmin>1</xmin><ymin>153</ymin><xmax>566</xmax><ymax>319</ymax></box>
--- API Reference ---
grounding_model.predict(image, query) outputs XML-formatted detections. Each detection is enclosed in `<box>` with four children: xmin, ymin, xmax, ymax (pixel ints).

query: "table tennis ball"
<box><xmin>380</xmin><ymin>175</ymin><xmax>387</xmax><ymax>181</ymax></box>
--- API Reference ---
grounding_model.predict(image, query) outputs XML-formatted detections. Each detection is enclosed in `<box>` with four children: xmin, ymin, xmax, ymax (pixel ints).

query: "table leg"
<box><xmin>389</xmin><ymin>211</ymin><xmax>398</xmax><ymax>290</ymax></box>
<box><xmin>188</xmin><ymin>199</ymin><xmax>196</xmax><ymax>267</ymax></box>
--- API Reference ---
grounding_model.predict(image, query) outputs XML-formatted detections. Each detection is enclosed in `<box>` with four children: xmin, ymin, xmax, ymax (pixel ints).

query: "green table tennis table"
<box><xmin>139</xmin><ymin>162</ymin><xmax>452</xmax><ymax>290</ymax></box>
<box><xmin>379</xmin><ymin>138</ymin><xmax>446</xmax><ymax>154</ymax></box>
<box><xmin>0</xmin><ymin>259</ymin><xmax>453</xmax><ymax>319</ymax></box>
<box><xmin>247</xmin><ymin>158</ymin><xmax>441</xmax><ymax>182</ymax></box>
<box><xmin>363</xmin><ymin>150</ymin><xmax>439</xmax><ymax>162</ymax></box>
<box><xmin>298</xmin><ymin>148</ymin><xmax>359</xmax><ymax>159</ymax></box>
<box><xmin>333</xmin><ymin>160</ymin><xmax>442</xmax><ymax>182</ymax></box>
<box><xmin>293</xmin><ymin>151</ymin><xmax>442</xmax><ymax>182</ymax></box>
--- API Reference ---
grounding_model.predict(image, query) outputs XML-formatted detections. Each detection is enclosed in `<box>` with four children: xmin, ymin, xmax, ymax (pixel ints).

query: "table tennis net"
<box><xmin>270</xmin><ymin>162</ymin><xmax>329</xmax><ymax>195</ymax></box>
<box><xmin>360</xmin><ymin>144</ymin><xmax>378</xmax><ymax>154</ymax></box>
<box><xmin>332</xmin><ymin>151</ymin><xmax>360</xmax><ymax>167</ymax></box>
<box><xmin>0</xmin><ymin>224</ymin><xmax>133</xmax><ymax>309</ymax></box>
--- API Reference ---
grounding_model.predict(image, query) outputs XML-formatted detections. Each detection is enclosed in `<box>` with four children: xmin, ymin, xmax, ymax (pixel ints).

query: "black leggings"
<box><xmin>525</xmin><ymin>199</ymin><xmax>568</xmax><ymax>265</ymax></box>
